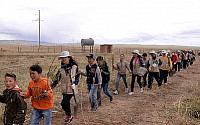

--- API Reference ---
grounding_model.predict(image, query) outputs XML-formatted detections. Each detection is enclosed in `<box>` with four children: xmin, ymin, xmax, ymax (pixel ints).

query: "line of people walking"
<box><xmin>0</xmin><ymin>49</ymin><xmax>196</xmax><ymax>125</ymax></box>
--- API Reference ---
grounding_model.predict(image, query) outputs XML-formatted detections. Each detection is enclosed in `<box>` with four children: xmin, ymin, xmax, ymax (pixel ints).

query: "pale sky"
<box><xmin>0</xmin><ymin>0</ymin><xmax>200</xmax><ymax>46</ymax></box>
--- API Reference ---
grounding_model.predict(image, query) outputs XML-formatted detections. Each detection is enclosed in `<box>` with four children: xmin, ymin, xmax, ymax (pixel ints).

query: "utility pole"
<box><xmin>33</xmin><ymin>10</ymin><xmax>43</xmax><ymax>52</ymax></box>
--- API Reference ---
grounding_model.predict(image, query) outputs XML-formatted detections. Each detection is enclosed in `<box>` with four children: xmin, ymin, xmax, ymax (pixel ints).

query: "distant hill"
<box><xmin>0</xmin><ymin>40</ymin><xmax>57</xmax><ymax>46</ymax></box>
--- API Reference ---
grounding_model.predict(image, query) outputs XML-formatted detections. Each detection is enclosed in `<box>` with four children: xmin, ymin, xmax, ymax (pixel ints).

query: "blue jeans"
<box><xmin>30</xmin><ymin>108</ymin><xmax>52</xmax><ymax>125</ymax></box>
<box><xmin>98</xmin><ymin>83</ymin><xmax>112</xmax><ymax>105</ymax></box>
<box><xmin>87</xmin><ymin>85</ymin><xmax>98</xmax><ymax>109</ymax></box>
<box><xmin>115</xmin><ymin>74</ymin><xmax>128</xmax><ymax>91</ymax></box>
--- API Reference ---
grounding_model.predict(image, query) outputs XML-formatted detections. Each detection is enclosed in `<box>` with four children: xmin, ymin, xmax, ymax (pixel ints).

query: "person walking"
<box><xmin>147</xmin><ymin>50</ymin><xmax>162</xmax><ymax>89</ymax></box>
<box><xmin>159</xmin><ymin>50</ymin><xmax>172</xmax><ymax>86</ymax></box>
<box><xmin>129</xmin><ymin>50</ymin><xmax>145</xmax><ymax>95</ymax></box>
<box><xmin>96</xmin><ymin>56</ymin><xmax>113</xmax><ymax>105</ymax></box>
<box><xmin>113</xmin><ymin>54</ymin><xmax>131</xmax><ymax>95</ymax></box>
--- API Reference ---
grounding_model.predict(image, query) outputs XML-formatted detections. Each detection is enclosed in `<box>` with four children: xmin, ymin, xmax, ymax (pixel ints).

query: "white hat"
<box><xmin>162</xmin><ymin>50</ymin><xmax>167</xmax><ymax>54</ymax></box>
<box><xmin>59</xmin><ymin>51</ymin><xmax>71</xmax><ymax>59</ymax></box>
<box><xmin>177</xmin><ymin>50</ymin><xmax>181</xmax><ymax>53</ymax></box>
<box><xmin>149</xmin><ymin>50</ymin><xmax>156</xmax><ymax>54</ymax></box>
<box><xmin>167</xmin><ymin>50</ymin><xmax>170</xmax><ymax>53</ymax></box>
<box><xmin>132</xmin><ymin>50</ymin><xmax>140</xmax><ymax>55</ymax></box>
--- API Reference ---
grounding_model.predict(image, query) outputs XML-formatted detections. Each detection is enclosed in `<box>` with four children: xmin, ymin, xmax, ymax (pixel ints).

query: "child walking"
<box><xmin>113</xmin><ymin>54</ymin><xmax>131</xmax><ymax>94</ymax></box>
<box><xmin>0</xmin><ymin>73</ymin><xmax>27</xmax><ymax>125</ymax></box>
<box><xmin>21</xmin><ymin>64</ymin><xmax>53</xmax><ymax>125</ymax></box>
<box><xmin>81</xmin><ymin>54</ymin><xmax>102</xmax><ymax>112</ymax></box>
<box><xmin>96</xmin><ymin>56</ymin><xmax>113</xmax><ymax>105</ymax></box>
<box><xmin>51</xmin><ymin>51</ymin><xmax>80</xmax><ymax>124</ymax></box>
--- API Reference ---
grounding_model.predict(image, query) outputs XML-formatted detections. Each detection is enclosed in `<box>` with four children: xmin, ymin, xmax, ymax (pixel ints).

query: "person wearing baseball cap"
<box><xmin>159</xmin><ymin>50</ymin><xmax>172</xmax><ymax>86</ymax></box>
<box><xmin>80</xmin><ymin>54</ymin><xmax>102</xmax><ymax>112</ymax></box>
<box><xmin>147</xmin><ymin>50</ymin><xmax>162</xmax><ymax>89</ymax></box>
<box><xmin>51</xmin><ymin>51</ymin><xmax>80</xmax><ymax>124</ymax></box>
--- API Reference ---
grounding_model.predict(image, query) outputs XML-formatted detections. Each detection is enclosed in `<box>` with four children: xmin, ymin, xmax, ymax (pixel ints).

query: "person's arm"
<box><xmin>96</xmin><ymin>67</ymin><xmax>102</xmax><ymax>85</ymax></box>
<box><xmin>73</xmin><ymin>67</ymin><xmax>80</xmax><ymax>85</ymax></box>
<box><xmin>125</xmin><ymin>61</ymin><xmax>131</xmax><ymax>73</ymax></box>
<box><xmin>158</xmin><ymin>59</ymin><xmax>162</xmax><ymax>66</ymax></box>
<box><xmin>0</xmin><ymin>92</ymin><xmax>7</xmax><ymax>103</ymax></box>
<box><xmin>129</xmin><ymin>59</ymin><xmax>133</xmax><ymax>72</ymax></box>
<box><xmin>51</xmin><ymin>69</ymin><xmax>62</xmax><ymax>89</ymax></box>
<box><xmin>81</xmin><ymin>67</ymin><xmax>88</xmax><ymax>76</ymax></box>
<box><xmin>147</xmin><ymin>60</ymin><xmax>150</xmax><ymax>69</ymax></box>
<box><xmin>113</xmin><ymin>62</ymin><xmax>118</xmax><ymax>70</ymax></box>
<box><xmin>169</xmin><ymin>58</ymin><xmax>173</xmax><ymax>69</ymax></box>
<box><xmin>24</xmin><ymin>84</ymin><xmax>32</xmax><ymax>99</ymax></box>
<box><xmin>14</xmin><ymin>92</ymin><xmax>27</xmax><ymax>124</ymax></box>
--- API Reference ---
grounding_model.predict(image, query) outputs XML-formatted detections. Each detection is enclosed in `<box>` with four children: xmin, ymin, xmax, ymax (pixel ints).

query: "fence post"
<box><xmin>61</xmin><ymin>45</ymin><xmax>62</xmax><ymax>52</ymax></box>
<box><xmin>48</xmin><ymin>47</ymin><xmax>49</xmax><ymax>53</ymax></box>
<box><xmin>18</xmin><ymin>47</ymin><xmax>20</xmax><ymax>53</ymax></box>
<box><xmin>1</xmin><ymin>48</ymin><xmax>2</xmax><ymax>53</ymax></box>
<box><xmin>20</xmin><ymin>48</ymin><xmax>21</xmax><ymax>53</ymax></box>
<box><xmin>33</xmin><ymin>46</ymin><xmax>34</xmax><ymax>52</ymax></box>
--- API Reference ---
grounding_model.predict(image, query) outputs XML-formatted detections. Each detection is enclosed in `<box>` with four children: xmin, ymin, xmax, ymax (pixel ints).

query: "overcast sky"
<box><xmin>0</xmin><ymin>0</ymin><xmax>200</xmax><ymax>46</ymax></box>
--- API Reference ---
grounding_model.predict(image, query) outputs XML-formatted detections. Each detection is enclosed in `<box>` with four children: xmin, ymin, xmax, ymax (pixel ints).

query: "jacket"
<box><xmin>82</xmin><ymin>63</ymin><xmax>102</xmax><ymax>85</ymax></box>
<box><xmin>51</xmin><ymin>63</ymin><xmax>79</xmax><ymax>94</ymax></box>
<box><xmin>130</xmin><ymin>56</ymin><xmax>145</xmax><ymax>74</ymax></box>
<box><xmin>99</xmin><ymin>61</ymin><xmax>110</xmax><ymax>84</ymax></box>
<box><xmin>24</xmin><ymin>78</ymin><xmax>53</xmax><ymax>110</ymax></box>
<box><xmin>148</xmin><ymin>57</ymin><xmax>161</xmax><ymax>72</ymax></box>
<box><xmin>160</xmin><ymin>56</ymin><xmax>172</xmax><ymax>70</ymax></box>
<box><xmin>114</xmin><ymin>60</ymin><xmax>131</xmax><ymax>74</ymax></box>
<box><xmin>0</xmin><ymin>85</ymin><xmax>27</xmax><ymax>125</ymax></box>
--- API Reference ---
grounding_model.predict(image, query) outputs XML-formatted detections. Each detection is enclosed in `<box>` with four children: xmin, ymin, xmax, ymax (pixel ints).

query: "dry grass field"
<box><xmin>0</xmin><ymin>44</ymin><xmax>200</xmax><ymax>125</ymax></box>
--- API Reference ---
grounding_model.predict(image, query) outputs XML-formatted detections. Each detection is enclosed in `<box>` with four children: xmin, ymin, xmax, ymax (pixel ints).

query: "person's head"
<box><xmin>96</xmin><ymin>56</ymin><xmax>104</xmax><ymax>66</ymax></box>
<box><xmin>59</xmin><ymin>51</ymin><xmax>71</xmax><ymax>64</ymax></box>
<box><xmin>86</xmin><ymin>54</ymin><xmax>96</xmax><ymax>65</ymax></box>
<box><xmin>162</xmin><ymin>50</ymin><xmax>167</xmax><ymax>57</ymax></box>
<box><xmin>176</xmin><ymin>50</ymin><xmax>181</xmax><ymax>54</ymax></box>
<box><xmin>120</xmin><ymin>54</ymin><xmax>125</xmax><ymax>61</ymax></box>
<box><xmin>142</xmin><ymin>53</ymin><xmax>147</xmax><ymax>60</ymax></box>
<box><xmin>29</xmin><ymin>64</ymin><xmax>42</xmax><ymax>83</ymax></box>
<box><xmin>4</xmin><ymin>73</ymin><xmax>17</xmax><ymax>90</ymax></box>
<box><xmin>132</xmin><ymin>50</ymin><xmax>140</xmax><ymax>58</ymax></box>
<box><xmin>150</xmin><ymin>50</ymin><xmax>156</xmax><ymax>57</ymax></box>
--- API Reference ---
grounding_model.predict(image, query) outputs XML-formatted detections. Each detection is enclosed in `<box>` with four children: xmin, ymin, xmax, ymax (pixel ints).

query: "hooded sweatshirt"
<box><xmin>24</xmin><ymin>78</ymin><xmax>53</xmax><ymax>110</ymax></box>
<box><xmin>0</xmin><ymin>85</ymin><xmax>27</xmax><ymax>124</ymax></box>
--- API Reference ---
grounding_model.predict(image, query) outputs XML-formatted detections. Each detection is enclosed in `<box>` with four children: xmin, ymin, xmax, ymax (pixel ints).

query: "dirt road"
<box><xmin>51</xmin><ymin>58</ymin><xmax>200</xmax><ymax>125</ymax></box>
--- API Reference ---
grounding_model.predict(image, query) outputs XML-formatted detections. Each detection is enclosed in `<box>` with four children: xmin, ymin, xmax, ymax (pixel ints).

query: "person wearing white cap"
<box><xmin>176</xmin><ymin>50</ymin><xmax>182</xmax><ymax>72</ymax></box>
<box><xmin>129</xmin><ymin>50</ymin><xmax>145</xmax><ymax>95</ymax></box>
<box><xmin>182</xmin><ymin>50</ymin><xmax>189</xmax><ymax>69</ymax></box>
<box><xmin>51</xmin><ymin>51</ymin><xmax>80</xmax><ymax>124</ymax></box>
<box><xmin>147</xmin><ymin>50</ymin><xmax>162</xmax><ymax>89</ymax></box>
<box><xmin>159</xmin><ymin>50</ymin><xmax>172</xmax><ymax>86</ymax></box>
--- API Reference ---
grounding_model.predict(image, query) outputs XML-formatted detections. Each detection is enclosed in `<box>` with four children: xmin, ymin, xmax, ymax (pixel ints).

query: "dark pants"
<box><xmin>160</xmin><ymin>69</ymin><xmax>168</xmax><ymax>84</ymax></box>
<box><xmin>98</xmin><ymin>83</ymin><xmax>113</xmax><ymax>105</ymax></box>
<box><xmin>61</xmin><ymin>94</ymin><xmax>73</xmax><ymax>116</ymax></box>
<box><xmin>148</xmin><ymin>72</ymin><xmax>161</xmax><ymax>89</ymax></box>
<box><xmin>183</xmin><ymin>60</ymin><xmax>188</xmax><ymax>69</ymax></box>
<box><xmin>173</xmin><ymin>63</ymin><xmax>177</xmax><ymax>72</ymax></box>
<box><xmin>115</xmin><ymin>74</ymin><xmax>128</xmax><ymax>91</ymax></box>
<box><xmin>177</xmin><ymin>62</ymin><xmax>181</xmax><ymax>72</ymax></box>
<box><xmin>143</xmin><ymin>73</ymin><xmax>148</xmax><ymax>87</ymax></box>
<box><xmin>131</xmin><ymin>74</ymin><xmax>142</xmax><ymax>92</ymax></box>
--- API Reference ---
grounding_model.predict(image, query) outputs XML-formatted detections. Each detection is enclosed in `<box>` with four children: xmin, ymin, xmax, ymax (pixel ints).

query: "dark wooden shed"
<box><xmin>100</xmin><ymin>44</ymin><xmax>113</xmax><ymax>53</ymax></box>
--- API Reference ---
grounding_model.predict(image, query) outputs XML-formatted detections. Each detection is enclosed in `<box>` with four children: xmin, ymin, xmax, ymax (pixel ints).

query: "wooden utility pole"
<box><xmin>33</xmin><ymin>10</ymin><xmax>43</xmax><ymax>52</ymax></box>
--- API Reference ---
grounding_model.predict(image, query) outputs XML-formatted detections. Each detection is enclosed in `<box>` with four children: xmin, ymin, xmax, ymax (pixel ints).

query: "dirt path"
<box><xmin>51</xmin><ymin>58</ymin><xmax>200</xmax><ymax>125</ymax></box>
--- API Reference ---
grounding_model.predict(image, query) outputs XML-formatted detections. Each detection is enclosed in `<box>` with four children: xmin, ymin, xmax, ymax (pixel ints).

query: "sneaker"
<box><xmin>129</xmin><ymin>92</ymin><xmax>134</xmax><ymax>95</ymax></box>
<box><xmin>94</xmin><ymin>104</ymin><xmax>98</xmax><ymax>112</ymax></box>
<box><xmin>88</xmin><ymin>108</ymin><xmax>93</xmax><ymax>113</ymax></box>
<box><xmin>64</xmin><ymin>116</ymin><xmax>73</xmax><ymax>125</ymax></box>
<box><xmin>114</xmin><ymin>90</ymin><xmax>118</xmax><ymax>95</ymax></box>
<box><xmin>125</xmin><ymin>88</ymin><xmax>129</xmax><ymax>92</ymax></box>
<box><xmin>110</xmin><ymin>96</ymin><xmax>113</xmax><ymax>102</ymax></box>
<box><xmin>140</xmin><ymin>88</ymin><xmax>143</xmax><ymax>92</ymax></box>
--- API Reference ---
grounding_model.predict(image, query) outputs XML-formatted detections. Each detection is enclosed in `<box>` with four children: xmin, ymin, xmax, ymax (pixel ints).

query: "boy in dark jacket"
<box><xmin>0</xmin><ymin>73</ymin><xmax>27</xmax><ymax>125</ymax></box>
<box><xmin>96</xmin><ymin>56</ymin><xmax>113</xmax><ymax>105</ymax></box>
